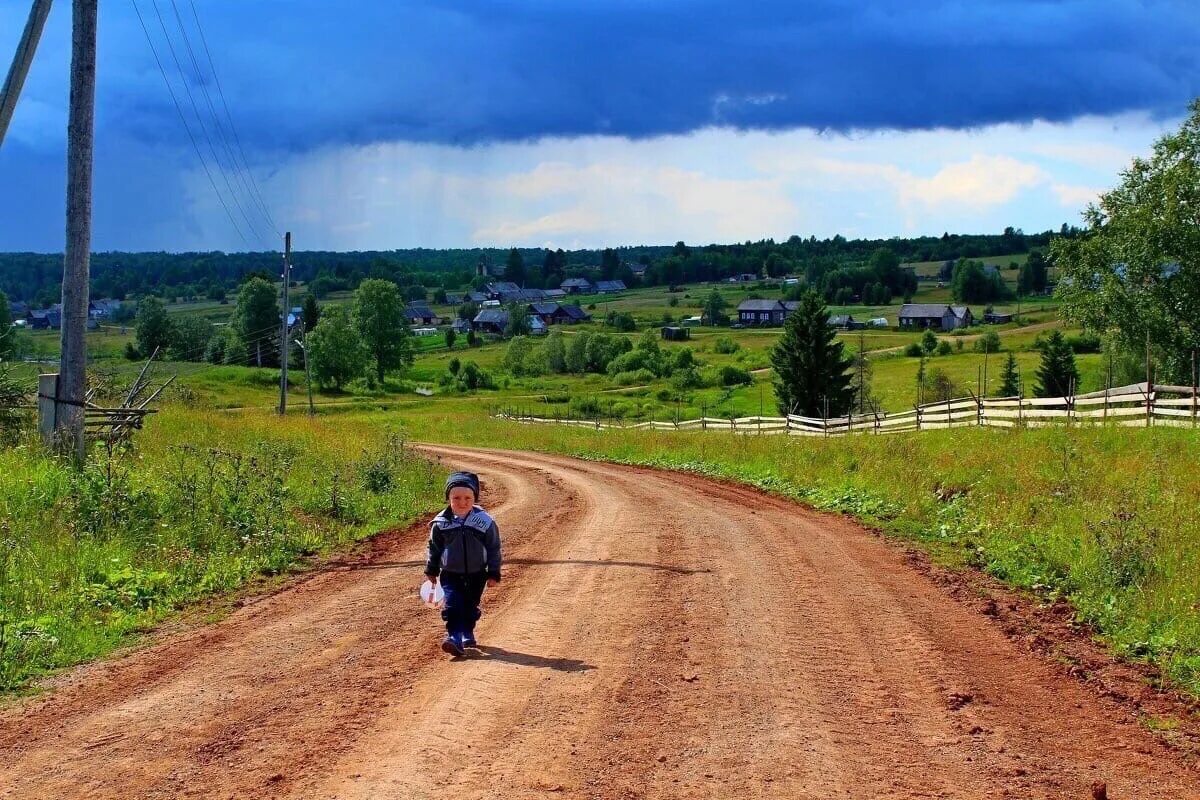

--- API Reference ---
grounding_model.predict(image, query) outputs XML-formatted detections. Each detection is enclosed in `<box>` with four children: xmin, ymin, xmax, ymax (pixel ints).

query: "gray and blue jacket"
<box><xmin>424</xmin><ymin>506</ymin><xmax>502</xmax><ymax>581</ymax></box>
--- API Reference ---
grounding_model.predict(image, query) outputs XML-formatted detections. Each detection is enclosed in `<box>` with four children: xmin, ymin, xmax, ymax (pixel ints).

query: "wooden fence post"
<box><xmin>37</xmin><ymin>373</ymin><xmax>58</xmax><ymax>448</ymax></box>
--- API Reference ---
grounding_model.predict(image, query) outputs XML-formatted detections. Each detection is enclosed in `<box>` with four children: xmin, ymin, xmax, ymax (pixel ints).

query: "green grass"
<box><xmin>0</xmin><ymin>408</ymin><xmax>442</xmax><ymax>694</ymax></box>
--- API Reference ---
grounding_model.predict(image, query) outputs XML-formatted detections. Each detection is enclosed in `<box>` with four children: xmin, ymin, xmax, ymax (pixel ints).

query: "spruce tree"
<box><xmin>770</xmin><ymin>290</ymin><xmax>853</xmax><ymax>416</ymax></box>
<box><xmin>1035</xmin><ymin>330</ymin><xmax>1080</xmax><ymax>398</ymax></box>
<box><xmin>998</xmin><ymin>352</ymin><xmax>1021</xmax><ymax>396</ymax></box>
<box><xmin>505</xmin><ymin>248</ymin><xmax>526</xmax><ymax>285</ymax></box>
<box><xmin>302</xmin><ymin>294</ymin><xmax>321</xmax><ymax>332</ymax></box>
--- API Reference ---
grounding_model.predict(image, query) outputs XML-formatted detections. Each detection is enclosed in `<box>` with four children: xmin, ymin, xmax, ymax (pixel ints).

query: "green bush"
<box><xmin>713</xmin><ymin>336</ymin><xmax>740</xmax><ymax>355</ymax></box>
<box><xmin>719</xmin><ymin>365</ymin><xmax>753</xmax><ymax>386</ymax></box>
<box><xmin>1067</xmin><ymin>332</ymin><xmax>1102</xmax><ymax>354</ymax></box>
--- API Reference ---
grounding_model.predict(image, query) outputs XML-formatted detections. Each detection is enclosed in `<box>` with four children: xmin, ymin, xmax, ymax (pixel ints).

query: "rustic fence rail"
<box><xmin>495</xmin><ymin>382</ymin><xmax>1200</xmax><ymax>436</ymax></box>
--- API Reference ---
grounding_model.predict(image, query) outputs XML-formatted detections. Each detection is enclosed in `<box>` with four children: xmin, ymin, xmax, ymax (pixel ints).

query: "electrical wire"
<box><xmin>130</xmin><ymin>0</ymin><xmax>251</xmax><ymax>249</ymax></box>
<box><xmin>166</xmin><ymin>0</ymin><xmax>278</xmax><ymax>242</ymax></box>
<box><xmin>185</xmin><ymin>0</ymin><xmax>280</xmax><ymax>238</ymax></box>
<box><xmin>147</xmin><ymin>0</ymin><xmax>270</xmax><ymax>248</ymax></box>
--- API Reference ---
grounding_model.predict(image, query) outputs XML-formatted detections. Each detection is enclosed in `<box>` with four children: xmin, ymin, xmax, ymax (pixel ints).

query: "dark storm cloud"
<box><xmin>5</xmin><ymin>0</ymin><xmax>1198</xmax><ymax>153</ymax></box>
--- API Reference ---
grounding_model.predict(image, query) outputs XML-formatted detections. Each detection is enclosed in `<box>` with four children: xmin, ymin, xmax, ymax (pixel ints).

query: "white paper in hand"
<box><xmin>420</xmin><ymin>579</ymin><xmax>445</xmax><ymax>609</ymax></box>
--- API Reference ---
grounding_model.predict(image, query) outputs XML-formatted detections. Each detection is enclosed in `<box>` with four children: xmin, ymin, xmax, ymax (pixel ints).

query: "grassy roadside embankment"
<box><xmin>401</xmin><ymin>408</ymin><xmax>1200</xmax><ymax>696</ymax></box>
<box><xmin>0</xmin><ymin>407</ymin><xmax>441</xmax><ymax>694</ymax></box>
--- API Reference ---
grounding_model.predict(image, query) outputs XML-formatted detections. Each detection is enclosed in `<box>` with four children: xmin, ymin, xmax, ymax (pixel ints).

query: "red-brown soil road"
<box><xmin>1</xmin><ymin>446</ymin><xmax>1196</xmax><ymax>799</ymax></box>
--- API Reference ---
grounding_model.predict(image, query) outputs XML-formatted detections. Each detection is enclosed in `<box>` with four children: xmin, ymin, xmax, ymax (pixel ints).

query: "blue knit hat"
<box><xmin>444</xmin><ymin>470</ymin><xmax>480</xmax><ymax>500</ymax></box>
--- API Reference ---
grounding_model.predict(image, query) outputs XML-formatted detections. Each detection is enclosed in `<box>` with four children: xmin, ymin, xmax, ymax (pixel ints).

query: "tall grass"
<box><xmin>402</xmin><ymin>410</ymin><xmax>1200</xmax><ymax>696</ymax></box>
<box><xmin>0</xmin><ymin>407</ymin><xmax>440</xmax><ymax>693</ymax></box>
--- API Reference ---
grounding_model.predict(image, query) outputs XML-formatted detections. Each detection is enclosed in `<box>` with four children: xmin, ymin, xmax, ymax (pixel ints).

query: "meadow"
<box><xmin>0</xmin><ymin>407</ymin><xmax>441</xmax><ymax>693</ymax></box>
<box><xmin>4</xmin><ymin>272</ymin><xmax>1179</xmax><ymax>697</ymax></box>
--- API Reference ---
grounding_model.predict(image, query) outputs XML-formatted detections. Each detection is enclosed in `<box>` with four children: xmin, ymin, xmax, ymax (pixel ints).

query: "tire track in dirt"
<box><xmin>1</xmin><ymin>446</ymin><xmax>1197</xmax><ymax>799</ymax></box>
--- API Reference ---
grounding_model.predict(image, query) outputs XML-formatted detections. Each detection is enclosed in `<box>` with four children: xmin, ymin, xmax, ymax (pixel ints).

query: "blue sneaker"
<box><xmin>441</xmin><ymin>634</ymin><xmax>464</xmax><ymax>656</ymax></box>
<box><xmin>462</xmin><ymin>633</ymin><xmax>478</xmax><ymax>649</ymax></box>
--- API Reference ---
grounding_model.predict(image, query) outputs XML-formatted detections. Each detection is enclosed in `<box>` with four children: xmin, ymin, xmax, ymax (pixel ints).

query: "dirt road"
<box><xmin>2</xmin><ymin>446</ymin><xmax>1197</xmax><ymax>799</ymax></box>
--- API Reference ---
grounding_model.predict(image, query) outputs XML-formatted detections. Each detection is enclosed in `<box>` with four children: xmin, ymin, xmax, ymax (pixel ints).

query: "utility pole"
<box><xmin>0</xmin><ymin>0</ymin><xmax>54</xmax><ymax>149</ymax></box>
<box><xmin>298</xmin><ymin>324</ymin><xmax>315</xmax><ymax>416</ymax></box>
<box><xmin>58</xmin><ymin>0</ymin><xmax>98</xmax><ymax>460</ymax></box>
<box><xmin>278</xmin><ymin>231</ymin><xmax>291</xmax><ymax>415</ymax></box>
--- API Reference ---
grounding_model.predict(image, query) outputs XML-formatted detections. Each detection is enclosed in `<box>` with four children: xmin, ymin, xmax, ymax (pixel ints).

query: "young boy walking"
<box><xmin>424</xmin><ymin>471</ymin><xmax>501</xmax><ymax>657</ymax></box>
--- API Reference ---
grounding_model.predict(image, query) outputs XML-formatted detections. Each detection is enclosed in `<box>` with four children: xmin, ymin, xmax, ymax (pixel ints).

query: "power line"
<box><xmin>167</xmin><ymin>0</ymin><xmax>279</xmax><ymax>242</ymax></box>
<box><xmin>130</xmin><ymin>0</ymin><xmax>251</xmax><ymax>249</ymax></box>
<box><xmin>147</xmin><ymin>0</ymin><xmax>270</xmax><ymax>248</ymax></box>
<box><xmin>186</xmin><ymin>0</ymin><xmax>280</xmax><ymax>238</ymax></box>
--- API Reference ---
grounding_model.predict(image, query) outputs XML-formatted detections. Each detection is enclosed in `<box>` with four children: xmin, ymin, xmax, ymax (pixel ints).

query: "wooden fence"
<box><xmin>495</xmin><ymin>382</ymin><xmax>1200</xmax><ymax>436</ymax></box>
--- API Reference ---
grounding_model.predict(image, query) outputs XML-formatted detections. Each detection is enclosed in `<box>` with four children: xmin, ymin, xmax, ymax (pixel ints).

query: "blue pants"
<box><xmin>440</xmin><ymin>572</ymin><xmax>487</xmax><ymax>637</ymax></box>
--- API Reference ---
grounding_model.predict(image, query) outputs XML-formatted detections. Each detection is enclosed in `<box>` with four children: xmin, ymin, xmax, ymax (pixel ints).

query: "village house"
<box><xmin>829</xmin><ymin>314</ymin><xmax>855</xmax><ymax>330</ymax></box>
<box><xmin>594</xmin><ymin>280</ymin><xmax>627</xmax><ymax>294</ymax></box>
<box><xmin>737</xmin><ymin>299</ymin><xmax>786</xmax><ymax>325</ymax></box>
<box><xmin>445</xmin><ymin>290</ymin><xmax>488</xmax><ymax>306</ymax></box>
<box><xmin>498</xmin><ymin>288</ymin><xmax>546</xmax><ymax>304</ymax></box>
<box><xmin>898</xmin><ymin>304</ymin><xmax>973</xmax><ymax>331</ymax></box>
<box><xmin>528</xmin><ymin>302</ymin><xmax>571</xmax><ymax>326</ymax></box>
<box><xmin>561</xmin><ymin>278</ymin><xmax>593</xmax><ymax>294</ymax></box>
<box><xmin>472</xmin><ymin>308</ymin><xmax>510</xmax><ymax>336</ymax></box>
<box><xmin>404</xmin><ymin>302</ymin><xmax>438</xmax><ymax>326</ymax></box>
<box><xmin>89</xmin><ymin>298</ymin><xmax>123</xmax><ymax>319</ymax></box>
<box><xmin>528</xmin><ymin>316</ymin><xmax>548</xmax><ymax>336</ymax></box>
<box><xmin>559</xmin><ymin>304</ymin><xmax>592</xmax><ymax>324</ymax></box>
<box><xmin>484</xmin><ymin>281</ymin><xmax>521</xmax><ymax>300</ymax></box>
<box><xmin>450</xmin><ymin>318</ymin><xmax>472</xmax><ymax>335</ymax></box>
<box><xmin>983</xmin><ymin>310</ymin><xmax>1014</xmax><ymax>324</ymax></box>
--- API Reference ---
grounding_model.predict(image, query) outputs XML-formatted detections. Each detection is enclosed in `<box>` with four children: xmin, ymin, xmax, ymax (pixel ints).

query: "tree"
<box><xmin>600</xmin><ymin>248</ymin><xmax>620</xmax><ymax>280</ymax></box>
<box><xmin>998</xmin><ymin>352</ymin><xmax>1021</xmax><ymax>396</ymax></box>
<box><xmin>169</xmin><ymin>316</ymin><xmax>213</xmax><ymax>362</ymax></box>
<box><xmin>566</xmin><ymin>330</ymin><xmax>592</xmax><ymax>373</ymax></box>
<box><xmin>1035</xmin><ymin>330</ymin><xmax>1080</xmax><ymax>398</ymax></box>
<box><xmin>505</xmin><ymin>304</ymin><xmax>531</xmax><ymax>338</ymax></box>
<box><xmin>770</xmin><ymin>290</ymin><xmax>853</xmax><ymax>416</ymax></box>
<box><xmin>233</xmin><ymin>277</ymin><xmax>279</xmax><ymax>367</ymax></box>
<box><xmin>921</xmin><ymin>328</ymin><xmax>938</xmax><ymax>355</ymax></box>
<box><xmin>974</xmin><ymin>330</ymin><xmax>1002</xmax><ymax>353</ymax></box>
<box><xmin>504</xmin><ymin>248</ymin><xmax>526</xmax><ymax>285</ymax></box>
<box><xmin>135</xmin><ymin>296</ymin><xmax>175</xmax><ymax>358</ymax></box>
<box><xmin>308</xmin><ymin>306</ymin><xmax>368</xmax><ymax>390</ymax></box>
<box><xmin>457</xmin><ymin>302</ymin><xmax>479</xmax><ymax>321</ymax></box>
<box><xmin>702</xmin><ymin>289</ymin><xmax>727</xmax><ymax>327</ymax></box>
<box><xmin>302</xmin><ymin>294</ymin><xmax>321</xmax><ymax>332</ymax></box>
<box><xmin>1053</xmin><ymin>100</ymin><xmax>1200</xmax><ymax>383</ymax></box>
<box><xmin>352</xmin><ymin>278</ymin><xmax>413</xmax><ymax>383</ymax></box>
<box><xmin>1026</xmin><ymin>251</ymin><xmax>1048</xmax><ymax>293</ymax></box>
<box><xmin>951</xmin><ymin>259</ymin><xmax>1009</xmax><ymax>303</ymax></box>
<box><xmin>503</xmin><ymin>336</ymin><xmax>534</xmax><ymax>376</ymax></box>
<box><xmin>0</xmin><ymin>290</ymin><xmax>12</xmax><ymax>359</ymax></box>
<box><xmin>545</xmin><ymin>331</ymin><xmax>567</xmax><ymax>373</ymax></box>
<box><xmin>444</xmin><ymin>328</ymin><xmax>457</xmax><ymax>350</ymax></box>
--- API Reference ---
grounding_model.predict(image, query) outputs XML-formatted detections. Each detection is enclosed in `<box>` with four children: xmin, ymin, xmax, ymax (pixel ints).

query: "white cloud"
<box><xmin>901</xmin><ymin>155</ymin><xmax>1046</xmax><ymax>209</ymax></box>
<box><xmin>194</xmin><ymin>112</ymin><xmax>1176</xmax><ymax>251</ymax></box>
<box><xmin>1050</xmin><ymin>182</ymin><xmax>1103</xmax><ymax>208</ymax></box>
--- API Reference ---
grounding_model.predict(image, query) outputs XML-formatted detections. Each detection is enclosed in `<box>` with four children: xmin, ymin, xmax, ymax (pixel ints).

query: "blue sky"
<box><xmin>1</xmin><ymin>0</ymin><xmax>1197</xmax><ymax>252</ymax></box>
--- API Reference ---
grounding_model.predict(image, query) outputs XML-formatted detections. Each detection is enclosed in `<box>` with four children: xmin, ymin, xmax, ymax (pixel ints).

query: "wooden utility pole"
<box><xmin>278</xmin><ymin>231</ymin><xmax>291</xmax><ymax>415</ymax></box>
<box><xmin>300</xmin><ymin>324</ymin><xmax>315</xmax><ymax>416</ymax></box>
<box><xmin>58</xmin><ymin>0</ymin><xmax>98</xmax><ymax>460</ymax></box>
<box><xmin>0</xmin><ymin>0</ymin><xmax>54</xmax><ymax>149</ymax></box>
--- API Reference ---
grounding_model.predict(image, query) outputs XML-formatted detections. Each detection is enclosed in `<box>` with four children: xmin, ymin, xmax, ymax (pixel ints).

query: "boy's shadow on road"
<box><xmin>458</xmin><ymin>645</ymin><xmax>595</xmax><ymax>673</ymax></box>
